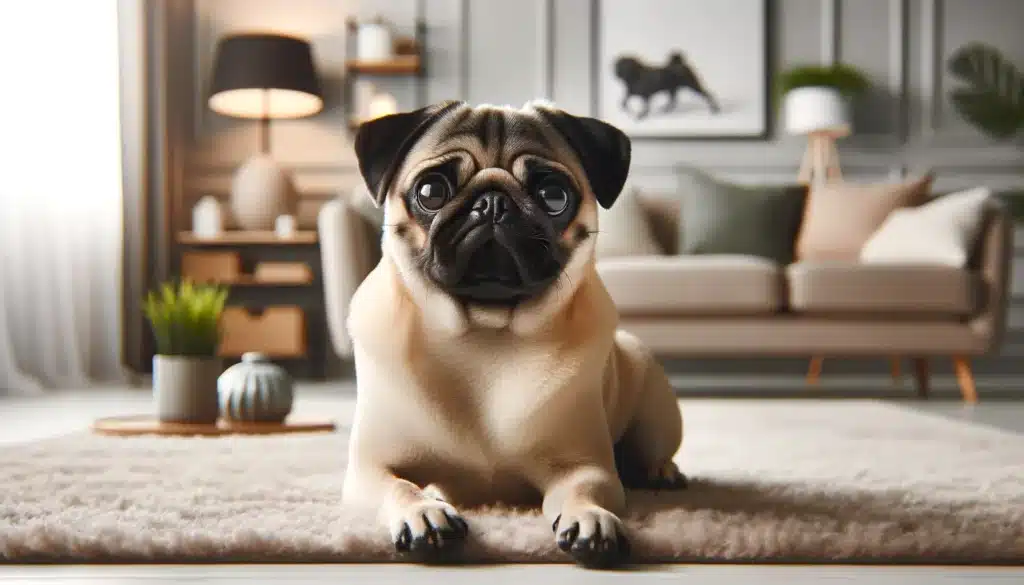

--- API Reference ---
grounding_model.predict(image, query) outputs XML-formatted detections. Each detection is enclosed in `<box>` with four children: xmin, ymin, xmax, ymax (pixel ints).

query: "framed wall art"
<box><xmin>594</xmin><ymin>0</ymin><xmax>770</xmax><ymax>139</ymax></box>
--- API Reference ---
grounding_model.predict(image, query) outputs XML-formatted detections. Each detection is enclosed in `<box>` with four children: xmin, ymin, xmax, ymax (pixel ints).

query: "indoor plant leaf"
<box><xmin>949</xmin><ymin>89</ymin><xmax>1024</xmax><ymax>140</ymax></box>
<box><xmin>775</xmin><ymin>63</ymin><xmax>870</xmax><ymax>103</ymax></box>
<box><xmin>946</xmin><ymin>43</ymin><xmax>1024</xmax><ymax>140</ymax></box>
<box><xmin>141</xmin><ymin>279</ymin><xmax>229</xmax><ymax>356</ymax></box>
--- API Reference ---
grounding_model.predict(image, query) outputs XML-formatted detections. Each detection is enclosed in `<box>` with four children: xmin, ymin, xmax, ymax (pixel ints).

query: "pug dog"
<box><xmin>342</xmin><ymin>99</ymin><xmax>685</xmax><ymax>569</ymax></box>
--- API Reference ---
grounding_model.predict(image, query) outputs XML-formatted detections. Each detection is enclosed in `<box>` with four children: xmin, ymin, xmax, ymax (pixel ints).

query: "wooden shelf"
<box><xmin>345</xmin><ymin>55</ymin><xmax>421</xmax><ymax>75</ymax></box>
<box><xmin>201</xmin><ymin>276</ymin><xmax>313</xmax><ymax>287</ymax></box>
<box><xmin>177</xmin><ymin>231</ymin><xmax>318</xmax><ymax>245</ymax></box>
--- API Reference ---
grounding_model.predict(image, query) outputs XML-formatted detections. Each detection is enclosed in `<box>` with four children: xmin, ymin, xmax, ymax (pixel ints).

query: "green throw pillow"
<box><xmin>676</xmin><ymin>167</ymin><xmax>808</xmax><ymax>265</ymax></box>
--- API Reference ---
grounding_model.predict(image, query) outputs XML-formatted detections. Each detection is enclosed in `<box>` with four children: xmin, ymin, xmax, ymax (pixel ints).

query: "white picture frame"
<box><xmin>595</xmin><ymin>0</ymin><xmax>770</xmax><ymax>139</ymax></box>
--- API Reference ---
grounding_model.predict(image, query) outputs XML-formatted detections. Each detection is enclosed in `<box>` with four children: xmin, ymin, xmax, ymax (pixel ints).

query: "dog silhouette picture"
<box><xmin>613</xmin><ymin>50</ymin><xmax>721</xmax><ymax>120</ymax></box>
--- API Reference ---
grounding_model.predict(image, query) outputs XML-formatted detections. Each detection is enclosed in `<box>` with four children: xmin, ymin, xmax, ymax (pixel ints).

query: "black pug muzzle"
<box><xmin>424</xmin><ymin>188</ymin><xmax>571</xmax><ymax>307</ymax></box>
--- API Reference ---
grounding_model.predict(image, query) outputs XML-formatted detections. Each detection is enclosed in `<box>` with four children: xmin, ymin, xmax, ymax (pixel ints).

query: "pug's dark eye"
<box><xmin>536</xmin><ymin>180</ymin><xmax>570</xmax><ymax>215</ymax></box>
<box><xmin>413</xmin><ymin>173</ymin><xmax>452</xmax><ymax>212</ymax></box>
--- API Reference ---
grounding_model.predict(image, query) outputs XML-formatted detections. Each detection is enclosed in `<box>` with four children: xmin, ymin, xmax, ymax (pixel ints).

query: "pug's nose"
<box><xmin>472</xmin><ymin>191</ymin><xmax>510</xmax><ymax>224</ymax></box>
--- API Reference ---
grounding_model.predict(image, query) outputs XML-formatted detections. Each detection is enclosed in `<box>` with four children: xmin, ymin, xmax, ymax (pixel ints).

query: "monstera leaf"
<box><xmin>946</xmin><ymin>43</ymin><xmax>1024</xmax><ymax>140</ymax></box>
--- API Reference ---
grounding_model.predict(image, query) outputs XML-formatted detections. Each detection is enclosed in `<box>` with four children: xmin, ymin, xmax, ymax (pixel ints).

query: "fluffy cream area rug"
<box><xmin>0</xmin><ymin>399</ymin><xmax>1022</xmax><ymax>564</ymax></box>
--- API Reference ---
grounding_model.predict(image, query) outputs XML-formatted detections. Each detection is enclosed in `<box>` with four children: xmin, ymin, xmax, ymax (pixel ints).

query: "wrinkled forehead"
<box><xmin>392</xmin><ymin>105</ymin><xmax>585</xmax><ymax>192</ymax></box>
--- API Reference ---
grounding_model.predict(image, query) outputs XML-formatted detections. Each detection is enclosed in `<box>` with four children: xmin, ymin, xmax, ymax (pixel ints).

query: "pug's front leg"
<box><xmin>343</xmin><ymin>464</ymin><xmax>469</xmax><ymax>562</ymax></box>
<box><xmin>537</xmin><ymin>463</ymin><xmax>631</xmax><ymax>569</ymax></box>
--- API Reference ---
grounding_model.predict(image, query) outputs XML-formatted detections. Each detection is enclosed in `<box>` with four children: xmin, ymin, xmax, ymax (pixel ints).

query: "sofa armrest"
<box><xmin>969</xmin><ymin>200</ymin><xmax>1014</xmax><ymax>353</ymax></box>
<box><xmin>318</xmin><ymin>198</ymin><xmax>381</xmax><ymax>359</ymax></box>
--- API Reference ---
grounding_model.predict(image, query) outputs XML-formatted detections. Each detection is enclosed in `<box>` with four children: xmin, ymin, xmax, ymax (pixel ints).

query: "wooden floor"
<box><xmin>1</xmin><ymin>384</ymin><xmax>1022</xmax><ymax>584</ymax></box>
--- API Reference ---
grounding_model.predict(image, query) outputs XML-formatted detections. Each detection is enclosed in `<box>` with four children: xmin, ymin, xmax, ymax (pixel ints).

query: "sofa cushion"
<box><xmin>860</xmin><ymin>187</ymin><xmax>993</xmax><ymax>268</ymax></box>
<box><xmin>795</xmin><ymin>173</ymin><xmax>934</xmax><ymax>262</ymax></box>
<box><xmin>597</xmin><ymin>255</ymin><xmax>782</xmax><ymax>316</ymax></box>
<box><xmin>347</xmin><ymin>183</ymin><xmax>386</xmax><ymax>229</ymax></box>
<box><xmin>787</xmin><ymin>263</ymin><xmax>979</xmax><ymax>317</ymax></box>
<box><xmin>676</xmin><ymin>167</ymin><xmax>808</xmax><ymax>265</ymax></box>
<box><xmin>596</xmin><ymin>184</ymin><xmax>665</xmax><ymax>259</ymax></box>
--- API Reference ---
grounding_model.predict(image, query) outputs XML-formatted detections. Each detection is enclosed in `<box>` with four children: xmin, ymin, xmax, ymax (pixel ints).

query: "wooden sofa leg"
<box><xmin>890</xmin><ymin>357</ymin><xmax>902</xmax><ymax>385</ymax></box>
<box><xmin>952</xmin><ymin>356</ymin><xmax>979</xmax><ymax>404</ymax></box>
<box><xmin>911</xmin><ymin>358</ymin><xmax>930</xmax><ymax>398</ymax></box>
<box><xmin>807</xmin><ymin>357</ymin><xmax>824</xmax><ymax>385</ymax></box>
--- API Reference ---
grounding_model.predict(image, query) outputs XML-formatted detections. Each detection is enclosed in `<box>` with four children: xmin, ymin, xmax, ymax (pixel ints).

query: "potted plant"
<box><xmin>777</xmin><ymin>63</ymin><xmax>870</xmax><ymax>136</ymax></box>
<box><xmin>143</xmin><ymin>279</ymin><xmax>229</xmax><ymax>424</ymax></box>
<box><xmin>947</xmin><ymin>43</ymin><xmax>1024</xmax><ymax>141</ymax></box>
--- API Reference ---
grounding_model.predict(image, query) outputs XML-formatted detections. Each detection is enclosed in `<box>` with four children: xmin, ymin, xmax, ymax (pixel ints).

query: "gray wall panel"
<box><xmin>466</xmin><ymin>0</ymin><xmax>549</xmax><ymax>107</ymax></box>
<box><xmin>157</xmin><ymin>0</ymin><xmax>1024</xmax><ymax>374</ymax></box>
<box><xmin>551</xmin><ymin>0</ymin><xmax>592</xmax><ymax>115</ymax></box>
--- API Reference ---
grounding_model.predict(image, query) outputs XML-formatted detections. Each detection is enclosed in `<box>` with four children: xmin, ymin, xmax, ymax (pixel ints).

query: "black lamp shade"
<box><xmin>208</xmin><ymin>33</ymin><xmax>324</xmax><ymax>119</ymax></box>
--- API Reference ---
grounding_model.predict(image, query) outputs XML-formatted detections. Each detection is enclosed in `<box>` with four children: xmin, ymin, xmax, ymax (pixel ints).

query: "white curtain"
<box><xmin>0</xmin><ymin>0</ymin><xmax>129</xmax><ymax>394</ymax></box>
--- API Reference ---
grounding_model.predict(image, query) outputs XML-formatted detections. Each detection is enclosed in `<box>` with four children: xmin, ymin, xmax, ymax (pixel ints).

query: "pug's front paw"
<box><xmin>390</xmin><ymin>499</ymin><xmax>469</xmax><ymax>563</ymax></box>
<box><xmin>552</xmin><ymin>505</ymin><xmax>630</xmax><ymax>569</ymax></box>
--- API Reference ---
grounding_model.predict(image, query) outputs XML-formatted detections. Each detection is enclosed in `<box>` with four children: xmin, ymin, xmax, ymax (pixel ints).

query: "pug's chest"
<box><xmin>412</xmin><ymin>340</ymin><xmax>600</xmax><ymax>454</ymax></box>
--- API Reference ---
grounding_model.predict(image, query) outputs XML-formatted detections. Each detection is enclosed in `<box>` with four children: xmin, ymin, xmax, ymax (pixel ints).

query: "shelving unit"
<box><xmin>174</xmin><ymin>229</ymin><xmax>328</xmax><ymax>379</ymax></box>
<box><xmin>343</xmin><ymin>15</ymin><xmax>428</xmax><ymax>131</ymax></box>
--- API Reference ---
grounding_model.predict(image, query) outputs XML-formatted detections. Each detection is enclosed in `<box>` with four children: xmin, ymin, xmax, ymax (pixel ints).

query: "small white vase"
<box><xmin>231</xmin><ymin>153</ymin><xmax>297</xmax><ymax>231</ymax></box>
<box><xmin>192</xmin><ymin>196</ymin><xmax>223</xmax><ymax>238</ymax></box>
<box><xmin>275</xmin><ymin>214</ymin><xmax>296</xmax><ymax>238</ymax></box>
<box><xmin>153</xmin><ymin>355</ymin><xmax>222</xmax><ymax>424</ymax></box>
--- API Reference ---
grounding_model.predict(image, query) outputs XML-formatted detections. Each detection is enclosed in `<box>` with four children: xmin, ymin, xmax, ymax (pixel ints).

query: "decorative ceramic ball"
<box><xmin>217</xmin><ymin>352</ymin><xmax>294</xmax><ymax>423</ymax></box>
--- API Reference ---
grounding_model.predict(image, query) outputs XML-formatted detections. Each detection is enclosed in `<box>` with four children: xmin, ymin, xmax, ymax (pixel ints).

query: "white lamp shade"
<box><xmin>783</xmin><ymin>86</ymin><xmax>851</xmax><ymax>137</ymax></box>
<box><xmin>209</xmin><ymin>88</ymin><xmax>323</xmax><ymax>119</ymax></box>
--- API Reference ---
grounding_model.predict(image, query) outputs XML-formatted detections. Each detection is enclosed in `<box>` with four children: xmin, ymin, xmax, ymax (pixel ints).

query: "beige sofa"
<box><xmin>318</xmin><ymin>186</ymin><xmax>1013</xmax><ymax>403</ymax></box>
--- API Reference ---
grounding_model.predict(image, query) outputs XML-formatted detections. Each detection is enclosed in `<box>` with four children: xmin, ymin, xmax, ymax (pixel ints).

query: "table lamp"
<box><xmin>783</xmin><ymin>87</ymin><xmax>851</xmax><ymax>186</ymax></box>
<box><xmin>208</xmin><ymin>33</ymin><xmax>324</xmax><ymax>231</ymax></box>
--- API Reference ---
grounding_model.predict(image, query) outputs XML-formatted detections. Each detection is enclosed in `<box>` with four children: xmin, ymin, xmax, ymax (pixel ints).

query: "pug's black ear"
<box><xmin>353</xmin><ymin>100</ymin><xmax>463</xmax><ymax>206</ymax></box>
<box><xmin>536</xmin><ymin>108</ymin><xmax>631</xmax><ymax>209</ymax></box>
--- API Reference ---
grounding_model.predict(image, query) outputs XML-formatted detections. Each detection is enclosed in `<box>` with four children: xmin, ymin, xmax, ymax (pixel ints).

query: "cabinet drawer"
<box><xmin>219</xmin><ymin>306</ymin><xmax>306</xmax><ymax>358</ymax></box>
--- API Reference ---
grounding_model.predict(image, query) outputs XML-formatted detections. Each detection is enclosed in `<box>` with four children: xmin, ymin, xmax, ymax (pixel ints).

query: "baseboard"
<box><xmin>668</xmin><ymin>373</ymin><xmax>1024</xmax><ymax>400</ymax></box>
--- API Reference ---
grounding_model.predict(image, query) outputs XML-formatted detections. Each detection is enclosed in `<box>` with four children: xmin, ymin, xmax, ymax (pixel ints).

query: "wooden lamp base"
<box><xmin>797</xmin><ymin>131</ymin><xmax>844</xmax><ymax>185</ymax></box>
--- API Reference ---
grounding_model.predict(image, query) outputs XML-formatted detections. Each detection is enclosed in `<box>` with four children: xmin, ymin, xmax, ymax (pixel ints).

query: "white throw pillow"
<box><xmin>595</xmin><ymin>185</ymin><xmax>664</xmax><ymax>259</ymax></box>
<box><xmin>860</xmin><ymin>186</ymin><xmax>992</xmax><ymax>267</ymax></box>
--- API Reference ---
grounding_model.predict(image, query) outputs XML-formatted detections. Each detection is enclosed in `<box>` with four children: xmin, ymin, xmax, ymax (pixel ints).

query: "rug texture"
<box><xmin>1</xmin><ymin>399</ymin><xmax>1022</xmax><ymax>564</ymax></box>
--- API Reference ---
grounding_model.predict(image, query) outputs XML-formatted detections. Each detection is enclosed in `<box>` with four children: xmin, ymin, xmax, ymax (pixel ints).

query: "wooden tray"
<box><xmin>91</xmin><ymin>415</ymin><xmax>336</xmax><ymax>437</ymax></box>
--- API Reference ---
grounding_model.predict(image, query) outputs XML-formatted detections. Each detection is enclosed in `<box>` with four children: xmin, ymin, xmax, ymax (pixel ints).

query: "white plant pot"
<box><xmin>356</xmin><ymin>23</ymin><xmax>393</xmax><ymax>61</ymax></box>
<box><xmin>153</xmin><ymin>355</ymin><xmax>222</xmax><ymax>424</ymax></box>
<box><xmin>783</xmin><ymin>86</ymin><xmax>852</xmax><ymax>137</ymax></box>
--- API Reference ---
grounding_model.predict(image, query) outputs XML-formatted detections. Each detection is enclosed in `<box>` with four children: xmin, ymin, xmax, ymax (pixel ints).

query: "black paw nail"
<box><xmin>556</xmin><ymin>521</ymin><xmax>579</xmax><ymax>552</ymax></box>
<box><xmin>552</xmin><ymin>514</ymin><xmax>561</xmax><ymax>533</ymax></box>
<box><xmin>445</xmin><ymin>511</ymin><xmax>470</xmax><ymax>536</ymax></box>
<box><xmin>559</xmin><ymin>521</ymin><xmax>630</xmax><ymax>570</ymax></box>
<box><xmin>394</xmin><ymin>523</ymin><xmax>412</xmax><ymax>553</ymax></box>
<box><xmin>395</xmin><ymin>511</ymin><xmax>470</xmax><ymax>563</ymax></box>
